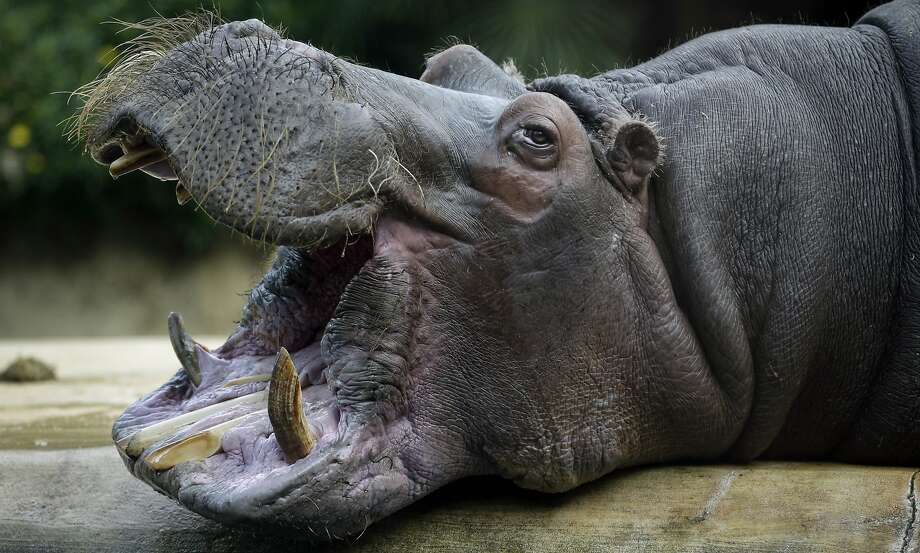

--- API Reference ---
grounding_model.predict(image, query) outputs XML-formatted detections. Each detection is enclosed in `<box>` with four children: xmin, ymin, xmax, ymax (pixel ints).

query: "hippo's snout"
<box><xmin>77</xmin><ymin>15</ymin><xmax>399</xmax><ymax>250</ymax></box>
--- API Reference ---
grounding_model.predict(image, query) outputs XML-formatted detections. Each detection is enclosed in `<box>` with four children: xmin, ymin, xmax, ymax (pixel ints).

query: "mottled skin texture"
<box><xmin>82</xmin><ymin>0</ymin><xmax>919</xmax><ymax>542</ymax></box>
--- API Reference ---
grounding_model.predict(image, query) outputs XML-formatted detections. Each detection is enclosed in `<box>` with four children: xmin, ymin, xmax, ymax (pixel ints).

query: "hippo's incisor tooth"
<box><xmin>108</xmin><ymin>146</ymin><xmax>167</xmax><ymax>178</ymax></box>
<box><xmin>269</xmin><ymin>347</ymin><xmax>316</xmax><ymax>463</ymax></box>
<box><xmin>119</xmin><ymin>390</ymin><xmax>268</xmax><ymax>457</ymax></box>
<box><xmin>222</xmin><ymin>374</ymin><xmax>272</xmax><ymax>388</ymax></box>
<box><xmin>168</xmin><ymin>312</ymin><xmax>201</xmax><ymax>386</ymax></box>
<box><xmin>175</xmin><ymin>183</ymin><xmax>192</xmax><ymax>206</ymax></box>
<box><xmin>144</xmin><ymin>411</ymin><xmax>260</xmax><ymax>471</ymax></box>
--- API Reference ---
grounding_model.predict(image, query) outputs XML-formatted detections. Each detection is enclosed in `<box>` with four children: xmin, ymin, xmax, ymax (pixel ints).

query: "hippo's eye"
<box><xmin>522</xmin><ymin>127</ymin><xmax>552</xmax><ymax>148</ymax></box>
<box><xmin>507</xmin><ymin>119</ymin><xmax>559</xmax><ymax>169</ymax></box>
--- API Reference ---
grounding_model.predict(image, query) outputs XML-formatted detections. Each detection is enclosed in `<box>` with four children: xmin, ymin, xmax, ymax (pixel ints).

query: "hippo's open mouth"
<box><xmin>94</xmin><ymin>112</ymin><xmax>428</xmax><ymax>532</ymax></box>
<box><xmin>113</xmin><ymin>233</ymin><xmax>375</xmax><ymax>472</ymax></box>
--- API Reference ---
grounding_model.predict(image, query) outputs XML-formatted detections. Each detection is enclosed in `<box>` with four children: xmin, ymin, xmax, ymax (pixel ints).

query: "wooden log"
<box><xmin>0</xmin><ymin>339</ymin><xmax>917</xmax><ymax>552</ymax></box>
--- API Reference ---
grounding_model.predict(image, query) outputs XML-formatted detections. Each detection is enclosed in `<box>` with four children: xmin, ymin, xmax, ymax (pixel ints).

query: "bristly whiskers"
<box><xmin>65</xmin><ymin>10</ymin><xmax>291</xmax><ymax>146</ymax></box>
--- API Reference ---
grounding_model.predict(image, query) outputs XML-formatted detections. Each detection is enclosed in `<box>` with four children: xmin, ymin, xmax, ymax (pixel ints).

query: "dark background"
<box><xmin>0</xmin><ymin>0</ymin><xmax>882</xmax><ymax>262</ymax></box>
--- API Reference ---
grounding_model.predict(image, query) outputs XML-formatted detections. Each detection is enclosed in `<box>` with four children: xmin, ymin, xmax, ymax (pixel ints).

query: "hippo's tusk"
<box><xmin>118</xmin><ymin>389</ymin><xmax>268</xmax><ymax>457</ymax></box>
<box><xmin>268</xmin><ymin>347</ymin><xmax>316</xmax><ymax>463</ymax></box>
<box><xmin>108</xmin><ymin>146</ymin><xmax>168</xmax><ymax>178</ymax></box>
<box><xmin>168</xmin><ymin>312</ymin><xmax>202</xmax><ymax>386</ymax></box>
<box><xmin>144</xmin><ymin>411</ymin><xmax>263</xmax><ymax>471</ymax></box>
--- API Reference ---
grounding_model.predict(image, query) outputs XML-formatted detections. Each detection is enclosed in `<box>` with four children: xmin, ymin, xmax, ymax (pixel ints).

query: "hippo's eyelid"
<box><xmin>521</xmin><ymin>127</ymin><xmax>553</xmax><ymax>147</ymax></box>
<box><xmin>512</xmin><ymin>117</ymin><xmax>558</xmax><ymax>149</ymax></box>
<box><xmin>508</xmin><ymin>126</ymin><xmax>560</xmax><ymax>169</ymax></box>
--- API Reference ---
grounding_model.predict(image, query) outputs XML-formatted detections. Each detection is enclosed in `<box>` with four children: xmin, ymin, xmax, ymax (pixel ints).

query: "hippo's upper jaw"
<box><xmin>75</xmin><ymin>14</ymin><xmax>698</xmax><ymax>542</ymax></box>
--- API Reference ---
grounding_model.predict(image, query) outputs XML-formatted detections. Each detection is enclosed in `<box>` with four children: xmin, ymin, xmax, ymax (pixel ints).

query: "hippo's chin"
<box><xmin>111</xmin><ymin>218</ymin><xmax>431</xmax><ymax>534</ymax></box>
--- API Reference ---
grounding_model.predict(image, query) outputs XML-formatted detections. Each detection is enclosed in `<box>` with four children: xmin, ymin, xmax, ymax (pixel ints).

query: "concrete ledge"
<box><xmin>2</xmin><ymin>447</ymin><xmax>917</xmax><ymax>552</ymax></box>
<box><xmin>0</xmin><ymin>339</ymin><xmax>917</xmax><ymax>552</ymax></box>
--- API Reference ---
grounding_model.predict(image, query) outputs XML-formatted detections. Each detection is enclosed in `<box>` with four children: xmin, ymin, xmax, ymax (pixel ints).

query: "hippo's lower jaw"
<box><xmin>111</xmin><ymin>217</ymin><xmax>439</xmax><ymax>536</ymax></box>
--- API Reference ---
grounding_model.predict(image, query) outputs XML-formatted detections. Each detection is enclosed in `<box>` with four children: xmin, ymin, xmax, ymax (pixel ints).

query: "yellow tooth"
<box><xmin>119</xmin><ymin>390</ymin><xmax>268</xmax><ymax>457</ymax></box>
<box><xmin>175</xmin><ymin>183</ymin><xmax>192</xmax><ymax>205</ymax></box>
<box><xmin>268</xmin><ymin>347</ymin><xmax>316</xmax><ymax>463</ymax></box>
<box><xmin>221</xmin><ymin>374</ymin><xmax>272</xmax><ymax>388</ymax></box>
<box><xmin>108</xmin><ymin>146</ymin><xmax>167</xmax><ymax>178</ymax></box>
<box><xmin>143</xmin><ymin>411</ymin><xmax>262</xmax><ymax>471</ymax></box>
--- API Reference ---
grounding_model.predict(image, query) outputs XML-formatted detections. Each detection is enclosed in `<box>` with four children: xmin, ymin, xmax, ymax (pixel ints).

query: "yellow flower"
<box><xmin>8</xmin><ymin>124</ymin><xmax>31</xmax><ymax>149</ymax></box>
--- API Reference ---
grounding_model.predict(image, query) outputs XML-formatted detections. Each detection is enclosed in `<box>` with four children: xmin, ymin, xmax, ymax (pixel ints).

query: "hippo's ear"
<box><xmin>421</xmin><ymin>44</ymin><xmax>525</xmax><ymax>99</ymax></box>
<box><xmin>605</xmin><ymin>121</ymin><xmax>661</xmax><ymax>195</ymax></box>
<box><xmin>529</xmin><ymin>75</ymin><xmax>661</xmax><ymax>197</ymax></box>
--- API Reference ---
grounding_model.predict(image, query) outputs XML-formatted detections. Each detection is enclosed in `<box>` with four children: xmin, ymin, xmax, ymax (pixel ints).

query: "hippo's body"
<box><xmin>74</xmin><ymin>0</ymin><xmax>919</xmax><ymax>541</ymax></box>
<box><xmin>533</xmin><ymin>0</ymin><xmax>920</xmax><ymax>464</ymax></box>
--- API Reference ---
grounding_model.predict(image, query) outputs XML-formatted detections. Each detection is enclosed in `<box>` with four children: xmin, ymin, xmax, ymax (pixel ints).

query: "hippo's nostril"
<box><xmin>228</xmin><ymin>19</ymin><xmax>280</xmax><ymax>41</ymax></box>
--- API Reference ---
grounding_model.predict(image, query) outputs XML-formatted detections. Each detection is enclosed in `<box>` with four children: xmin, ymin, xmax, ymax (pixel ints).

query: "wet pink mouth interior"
<box><xmin>113</xmin><ymin>234</ymin><xmax>376</xmax><ymax>475</ymax></box>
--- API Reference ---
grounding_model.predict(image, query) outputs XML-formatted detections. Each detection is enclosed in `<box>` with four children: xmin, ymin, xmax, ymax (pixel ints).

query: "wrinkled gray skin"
<box><xmin>84</xmin><ymin>0</ymin><xmax>920</xmax><ymax>541</ymax></box>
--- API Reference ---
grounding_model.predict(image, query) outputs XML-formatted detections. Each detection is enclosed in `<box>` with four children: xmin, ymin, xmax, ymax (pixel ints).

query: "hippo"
<box><xmin>73</xmin><ymin>1</ymin><xmax>920</xmax><ymax>540</ymax></box>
